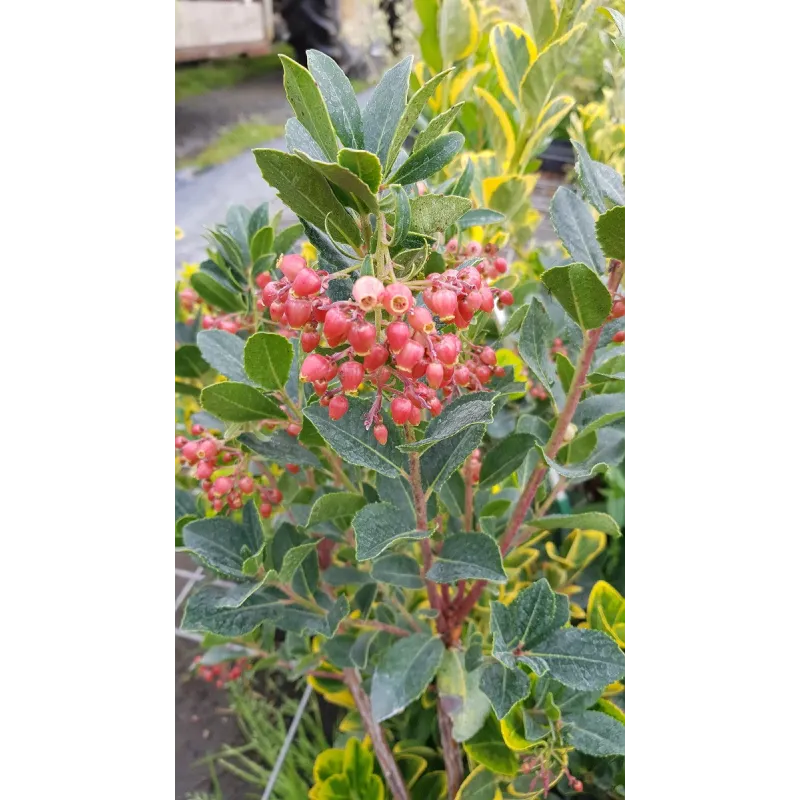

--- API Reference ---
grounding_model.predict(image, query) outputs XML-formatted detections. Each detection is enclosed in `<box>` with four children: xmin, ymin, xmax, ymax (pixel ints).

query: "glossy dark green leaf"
<box><xmin>175</xmin><ymin>345</ymin><xmax>209</xmax><ymax>379</ymax></box>
<box><xmin>308</xmin><ymin>49</ymin><xmax>364</xmax><ymax>150</ymax></box>
<box><xmin>537</xmin><ymin>426</ymin><xmax>624</xmax><ymax>479</ymax></box>
<box><xmin>190</xmin><ymin>271</ymin><xmax>244</xmax><ymax>313</ymax></box>
<box><xmin>565</xmin><ymin>710</ymin><xmax>625</xmax><ymax>756</ymax></box>
<box><xmin>252</xmin><ymin>149</ymin><xmax>361</xmax><ymax>247</ymax></box>
<box><xmin>541</xmin><ymin>263</ymin><xmax>612</xmax><ymax>330</ymax></box>
<box><xmin>550</xmin><ymin>186</ymin><xmax>606</xmax><ymax>274</ymax></box>
<box><xmin>596</xmin><ymin>204</ymin><xmax>625</xmax><ymax>260</ymax></box>
<box><xmin>518</xmin><ymin>299</ymin><xmax>559</xmax><ymax>403</ymax></box>
<box><xmin>572</xmin><ymin>139</ymin><xmax>625</xmax><ymax>211</ymax></box>
<box><xmin>519</xmin><ymin>628</ymin><xmax>625</xmax><ymax>691</ymax></box>
<box><xmin>243</xmin><ymin>331</ymin><xmax>294</xmax><ymax>390</ymax></box>
<box><xmin>273</xmin><ymin>222</ymin><xmax>305</xmax><ymax>256</ymax></box>
<box><xmin>249</xmin><ymin>225</ymin><xmax>275</xmax><ymax>261</ymax></box>
<box><xmin>301</xmin><ymin>220</ymin><xmax>357</xmax><ymax>269</ymax></box>
<box><xmin>239</xmin><ymin>431</ymin><xmax>321</xmax><ymax>468</ymax></box>
<box><xmin>295</xmin><ymin>151</ymin><xmax>379</xmax><ymax>214</ymax></box>
<box><xmin>363</xmin><ymin>55</ymin><xmax>413</xmax><ymax>168</ymax></box>
<box><xmin>409</xmin><ymin>195</ymin><xmax>472</xmax><ymax>235</ymax></box>
<box><xmin>183</xmin><ymin>516</ymin><xmax>264</xmax><ymax>579</ymax></box>
<box><xmin>427</xmin><ymin>533</ymin><xmax>507</xmax><ymax>584</ymax></box>
<box><xmin>196</xmin><ymin>330</ymin><xmax>253</xmax><ymax>384</ymax></box>
<box><xmin>338</xmin><ymin>148</ymin><xmax>382</xmax><ymax>193</ymax></box>
<box><xmin>415</xmin><ymin>103</ymin><xmax>464</xmax><ymax>154</ymax></box>
<box><xmin>304</xmin><ymin>396</ymin><xmax>407</xmax><ymax>478</ymax></box>
<box><xmin>371</xmin><ymin>633</ymin><xmax>445</xmax><ymax>721</ymax></box>
<box><xmin>279</xmin><ymin>54</ymin><xmax>339</xmax><ymax>160</ymax></box>
<box><xmin>279</xmin><ymin>542</ymin><xmax>319</xmax><ymax>584</ymax></box>
<box><xmin>457</xmin><ymin>208</ymin><xmax>506</xmax><ymax>229</ymax></box>
<box><xmin>389</xmin><ymin>185</ymin><xmax>411</xmax><ymax>246</ymax></box>
<box><xmin>388</xmin><ymin>132</ymin><xmax>464</xmax><ymax>186</ymax></box>
<box><xmin>372</xmin><ymin>554</ymin><xmax>425</xmax><ymax>588</ymax></box>
<box><xmin>200</xmin><ymin>382</ymin><xmax>287</xmax><ymax>422</ymax></box>
<box><xmin>307</xmin><ymin>492</ymin><xmax>368</xmax><ymax>527</ymax></box>
<box><xmin>386</xmin><ymin>67</ymin><xmax>453</xmax><ymax>173</ymax></box>
<box><xmin>399</xmin><ymin>392</ymin><xmax>498</xmax><ymax>453</ymax></box>
<box><xmin>354</xmin><ymin>582</ymin><xmax>378</xmax><ymax>619</ymax></box>
<box><xmin>479</xmin><ymin>434</ymin><xmax>537</xmax><ymax>485</ymax></box>
<box><xmin>420</xmin><ymin>423</ymin><xmax>486</xmax><ymax>492</ymax></box>
<box><xmin>353</xmin><ymin>502</ymin><xmax>429</xmax><ymax>561</ymax></box>
<box><xmin>182</xmin><ymin>584</ymin><xmax>285</xmax><ymax>637</ymax></box>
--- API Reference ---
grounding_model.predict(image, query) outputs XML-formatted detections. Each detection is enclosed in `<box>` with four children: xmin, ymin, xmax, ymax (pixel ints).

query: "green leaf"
<box><xmin>307</xmin><ymin>493</ymin><xmax>368</xmax><ymax>527</ymax></box>
<box><xmin>182</xmin><ymin>584</ymin><xmax>285</xmax><ymax>637</ymax></box>
<box><xmin>602</xmin><ymin>7</ymin><xmax>625</xmax><ymax>58</ymax></box>
<box><xmin>353</xmin><ymin>502</ymin><xmax>429</xmax><ymax>561</ymax></box>
<box><xmin>279</xmin><ymin>542</ymin><xmax>319</xmax><ymax>584</ymax></box>
<box><xmin>452</xmin><ymin>669</ymin><xmax>492</xmax><ymax>742</ymax></box>
<box><xmin>363</xmin><ymin>55</ymin><xmax>413</xmax><ymax>168</ymax></box>
<box><xmin>518</xmin><ymin>299</ymin><xmax>559</xmax><ymax>402</ymax></box>
<box><xmin>279</xmin><ymin>55</ymin><xmax>339</xmax><ymax>161</ymax></box>
<box><xmin>389</xmin><ymin>185</ymin><xmax>411</xmax><ymax>246</ymax></box>
<box><xmin>550</xmin><ymin>187</ymin><xmax>606</xmax><ymax>274</ymax></box>
<box><xmin>412</xmin><ymin>772</ymin><xmax>448</xmax><ymax>800</ymax></box>
<box><xmin>196</xmin><ymin>330</ymin><xmax>253</xmax><ymax>384</ymax></box>
<box><xmin>454</xmin><ymin>765</ymin><xmax>500</xmax><ymax>800</ymax></box>
<box><xmin>372</xmin><ymin>554</ymin><xmax>425</xmax><ymax>588</ymax></box>
<box><xmin>517</xmin><ymin>415</ymin><xmax>551</xmax><ymax>445</ymax></box>
<box><xmin>399</xmin><ymin>392</ymin><xmax>498</xmax><ymax>453</ymax></box>
<box><xmin>273</xmin><ymin>222</ymin><xmax>305</xmax><ymax>256</ymax></box>
<box><xmin>519</xmin><ymin>628</ymin><xmax>625</xmax><ymax>691</ymax></box>
<box><xmin>415</xmin><ymin>104</ymin><xmax>465</xmax><ymax>153</ymax></box>
<box><xmin>555</xmin><ymin>351</ymin><xmax>575</xmax><ymax>393</ymax></box>
<box><xmin>243</xmin><ymin>331</ymin><xmax>294</xmax><ymax>390</ymax></box>
<box><xmin>565</xmin><ymin>710</ymin><xmax>625</xmax><ymax>756</ymax></box>
<box><xmin>525</xmin><ymin>0</ymin><xmax>558</xmax><ymax>48</ymax></box>
<box><xmin>389</xmin><ymin>132</ymin><xmax>464</xmax><ymax>186</ymax></box>
<box><xmin>354</xmin><ymin>582</ymin><xmax>378</xmax><ymax>619</ymax></box>
<box><xmin>301</xmin><ymin>220</ymin><xmax>357</xmax><ymax>269</ymax></box>
<box><xmin>478</xmin><ymin>662</ymin><xmax>530</xmax><ymax>720</ymax></box>
<box><xmin>239</xmin><ymin>431</ymin><xmax>321</xmax><ymax>468</ymax></box>
<box><xmin>490</xmin><ymin>22</ymin><xmax>537</xmax><ymax>107</ymax></box>
<box><xmin>479</xmin><ymin>434</ymin><xmax>537</xmax><ymax>485</ymax></box>
<box><xmin>183</xmin><ymin>517</ymin><xmax>264</xmax><ymax>579</ymax></box>
<box><xmin>323</xmin><ymin>566</ymin><xmax>372</xmax><ymax>586</ymax></box>
<box><xmin>498</xmin><ymin>578</ymin><xmax>561</xmax><ymax>652</ymax></box>
<box><xmin>420</xmin><ymin>423</ymin><xmax>486</xmax><ymax>492</ymax></box>
<box><xmin>457</xmin><ymin>208</ymin><xmax>506</xmax><ymax>229</ymax></box>
<box><xmin>190</xmin><ymin>271</ymin><xmax>244</xmax><ymax>313</ymax></box>
<box><xmin>596</xmin><ymin>205</ymin><xmax>625</xmax><ymax>261</ymax></box>
<box><xmin>285</xmin><ymin>117</ymin><xmax>327</xmax><ymax>161</ymax></box>
<box><xmin>338</xmin><ymin>149</ymin><xmax>382</xmax><ymax>193</ymax></box>
<box><xmin>439</xmin><ymin>0</ymin><xmax>480</xmax><ymax>66</ymax></box>
<box><xmin>386</xmin><ymin>68</ymin><xmax>454</xmax><ymax>174</ymax></box>
<box><xmin>200</xmin><ymin>382</ymin><xmax>287</xmax><ymax>422</ymax></box>
<box><xmin>427</xmin><ymin>533</ymin><xmax>507</xmax><ymax>584</ymax></box>
<box><xmin>175</xmin><ymin>345</ymin><xmax>209</xmax><ymax>379</ymax></box>
<box><xmin>303</xmin><ymin>396</ymin><xmax>407</xmax><ymax>478</ymax></box>
<box><xmin>307</xmin><ymin>49</ymin><xmax>364</xmax><ymax>150</ymax></box>
<box><xmin>371</xmin><ymin>633</ymin><xmax>445</xmax><ymax>722</ymax></box>
<box><xmin>537</xmin><ymin>427</ymin><xmax>624</xmax><ymax>479</ymax></box>
<box><xmin>247</xmin><ymin>203</ymin><xmax>270</xmax><ymax>239</ymax></box>
<box><xmin>450</xmin><ymin>156</ymin><xmax>474</xmax><ymax>197</ymax></box>
<box><xmin>573</xmin><ymin>394</ymin><xmax>625</xmax><ymax>435</ymax></box>
<box><xmin>571</xmin><ymin>140</ymin><xmax>625</xmax><ymax>211</ymax></box>
<box><xmin>531</xmin><ymin>512</ymin><xmax>621</xmax><ymax>539</ymax></box>
<box><xmin>464</xmin><ymin>712</ymin><xmax>518</xmax><ymax>775</ymax></box>
<box><xmin>294</xmin><ymin>151</ymin><xmax>379</xmax><ymax>214</ymax></box>
<box><xmin>498</xmin><ymin>305</ymin><xmax>527</xmax><ymax>338</ymax></box>
<box><xmin>249</xmin><ymin>225</ymin><xmax>275</xmax><ymax>261</ymax></box>
<box><xmin>541</xmin><ymin>263</ymin><xmax>612</xmax><ymax>330</ymax></box>
<box><xmin>252</xmin><ymin>149</ymin><xmax>361</xmax><ymax>248</ymax></box>
<box><xmin>409</xmin><ymin>195</ymin><xmax>472</xmax><ymax>236</ymax></box>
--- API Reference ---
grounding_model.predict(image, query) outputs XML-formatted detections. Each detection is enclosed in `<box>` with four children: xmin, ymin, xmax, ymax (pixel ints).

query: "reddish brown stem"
<box><xmin>450</xmin><ymin>263</ymin><xmax>625</xmax><ymax>627</ymax></box>
<box><xmin>437</xmin><ymin>696</ymin><xmax>464</xmax><ymax>798</ymax></box>
<box><xmin>343</xmin><ymin>668</ymin><xmax>410</xmax><ymax>800</ymax></box>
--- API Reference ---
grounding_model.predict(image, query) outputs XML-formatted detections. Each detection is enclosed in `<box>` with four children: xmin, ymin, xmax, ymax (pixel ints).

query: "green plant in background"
<box><xmin>176</xmin><ymin>37</ymin><xmax>625</xmax><ymax>800</ymax></box>
<box><xmin>410</xmin><ymin>0</ymin><xmax>623</xmax><ymax>274</ymax></box>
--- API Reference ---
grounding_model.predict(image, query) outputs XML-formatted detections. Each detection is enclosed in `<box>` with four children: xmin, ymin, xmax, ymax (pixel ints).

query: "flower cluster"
<box><xmin>261</xmin><ymin>253</ymin><xmax>513</xmax><ymax>443</ymax></box>
<box><xmin>175</xmin><ymin>425</ymin><xmax>287</xmax><ymax>517</ymax></box>
<box><xmin>192</xmin><ymin>656</ymin><xmax>250</xmax><ymax>688</ymax></box>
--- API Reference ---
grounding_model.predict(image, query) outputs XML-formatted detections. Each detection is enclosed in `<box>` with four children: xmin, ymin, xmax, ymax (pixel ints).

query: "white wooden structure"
<box><xmin>175</xmin><ymin>0</ymin><xmax>275</xmax><ymax>63</ymax></box>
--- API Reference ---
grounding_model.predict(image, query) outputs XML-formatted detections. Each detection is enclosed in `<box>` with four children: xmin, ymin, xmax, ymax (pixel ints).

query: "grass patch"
<box><xmin>176</xmin><ymin>43</ymin><xmax>294</xmax><ymax>102</ymax></box>
<box><xmin>178</xmin><ymin>118</ymin><xmax>284</xmax><ymax>171</ymax></box>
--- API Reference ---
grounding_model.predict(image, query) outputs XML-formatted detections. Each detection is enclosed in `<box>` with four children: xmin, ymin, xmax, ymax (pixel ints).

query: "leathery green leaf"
<box><xmin>426</xmin><ymin>533</ymin><xmax>507</xmax><ymax>584</ymax></box>
<box><xmin>541</xmin><ymin>263</ymin><xmax>612</xmax><ymax>330</ymax></box>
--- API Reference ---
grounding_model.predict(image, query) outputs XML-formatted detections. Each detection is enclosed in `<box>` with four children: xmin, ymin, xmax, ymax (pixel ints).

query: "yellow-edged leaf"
<box><xmin>449</xmin><ymin>63</ymin><xmax>491</xmax><ymax>104</ymax></box>
<box><xmin>439</xmin><ymin>0</ymin><xmax>480</xmax><ymax>65</ymax></box>
<box><xmin>519</xmin><ymin>94</ymin><xmax>575</xmax><ymax>167</ymax></box>
<box><xmin>474</xmin><ymin>87</ymin><xmax>516</xmax><ymax>168</ymax></box>
<box><xmin>587</xmin><ymin>579</ymin><xmax>625</xmax><ymax>647</ymax></box>
<box><xmin>490</xmin><ymin>22</ymin><xmax>538</xmax><ymax>106</ymax></box>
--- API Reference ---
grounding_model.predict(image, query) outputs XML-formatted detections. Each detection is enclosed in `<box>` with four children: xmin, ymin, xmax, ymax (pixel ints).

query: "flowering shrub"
<box><xmin>176</xmin><ymin>45</ymin><xmax>625</xmax><ymax>800</ymax></box>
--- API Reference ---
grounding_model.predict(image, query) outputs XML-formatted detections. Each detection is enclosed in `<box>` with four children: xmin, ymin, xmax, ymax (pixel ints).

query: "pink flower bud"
<box><xmin>292</xmin><ymin>267</ymin><xmax>322</xmax><ymax>297</ymax></box>
<box><xmin>395</xmin><ymin>340</ymin><xmax>425</xmax><ymax>372</ymax></box>
<box><xmin>426</xmin><ymin>362</ymin><xmax>444</xmax><ymax>389</ymax></box>
<box><xmin>347</xmin><ymin>320</ymin><xmax>377</xmax><ymax>355</ymax></box>
<box><xmin>300</xmin><ymin>353</ymin><xmax>330</xmax><ymax>383</ymax></box>
<box><xmin>339</xmin><ymin>361</ymin><xmax>365</xmax><ymax>392</ymax></box>
<box><xmin>408</xmin><ymin>306</ymin><xmax>435</xmax><ymax>335</ymax></box>
<box><xmin>386</xmin><ymin>321</ymin><xmax>411</xmax><ymax>353</ymax></box>
<box><xmin>277</xmin><ymin>254</ymin><xmax>307</xmax><ymax>281</ymax></box>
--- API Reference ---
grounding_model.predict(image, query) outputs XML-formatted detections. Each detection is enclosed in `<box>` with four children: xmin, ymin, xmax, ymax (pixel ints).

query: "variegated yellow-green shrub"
<box><xmin>409</xmin><ymin>0</ymin><xmax>614</xmax><ymax>265</ymax></box>
<box><xmin>176</xmin><ymin>41</ymin><xmax>625</xmax><ymax>800</ymax></box>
